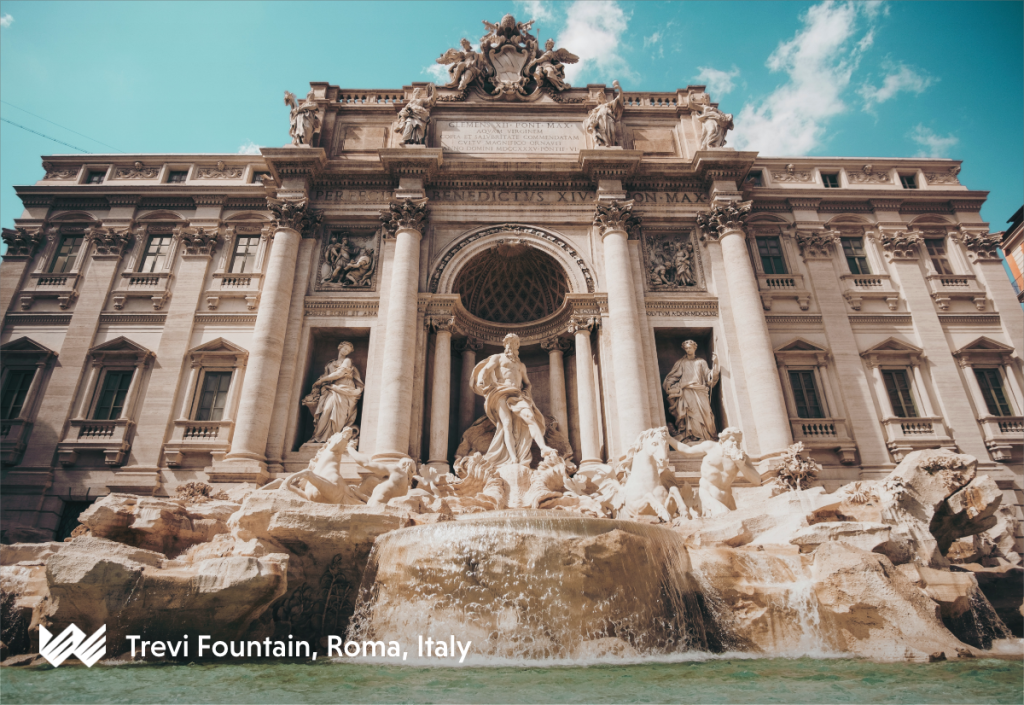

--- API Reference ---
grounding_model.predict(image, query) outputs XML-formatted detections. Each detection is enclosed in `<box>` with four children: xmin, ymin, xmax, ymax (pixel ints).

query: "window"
<box><xmin>821</xmin><ymin>173</ymin><xmax>840</xmax><ymax>188</ymax></box>
<box><xmin>138</xmin><ymin>235</ymin><xmax>172</xmax><ymax>273</ymax></box>
<box><xmin>1</xmin><ymin>370</ymin><xmax>35</xmax><ymax>419</ymax></box>
<box><xmin>195</xmin><ymin>371</ymin><xmax>232</xmax><ymax>421</ymax></box>
<box><xmin>92</xmin><ymin>370</ymin><xmax>134</xmax><ymax>420</ymax></box>
<box><xmin>745</xmin><ymin>170</ymin><xmax>763</xmax><ymax>188</ymax></box>
<box><xmin>229</xmin><ymin>235</ymin><xmax>260</xmax><ymax>273</ymax></box>
<box><xmin>167</xmin><ymin>170</ymin><xmax>188</xmax><ymax>183</ymax></box>
<box><xmin>49</xmin><ymin>236</ymin><xmax>84</xmax><ymax>273</ymax></box>
<box><xmin>85</xmin><ymin>170</ymin><xmax>105</xmax><ymax>184</ymax></box>
<box><xmin>841</xmin><ymin>237</ymin><xmax>871</xmax><ymax>275</ymax></box>
<box><xmin>900</xmin><ymin>174</ymin><xmax>917</xmax><ymax>189</ymax></box>
<box><xmin>756</xmin><ymin>236</ymin><xmax>787</xmax><ymax>274</ymax></box>
<box><xmin>975</xmin><ymin>368</ymin><xmax>1013</xmax><ymax>417</ymax></box>
<box><xmin>789</xmin><ymin>370</ymin><xmax>825</xmax><ymax>418</ymax></box>
<box><xmin>925</xmin><ymin>239</ymin><xmax>954</xmax><ymax>275</ymax></box>
<box><xmin>883</xmin><ymin>370</ymin><xmax>918</xmax><ymax>418</ymax></box>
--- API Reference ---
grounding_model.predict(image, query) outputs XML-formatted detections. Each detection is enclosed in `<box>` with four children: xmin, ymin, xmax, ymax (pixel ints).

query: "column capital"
<box><xmin>795</xmin><ymin>229</ymin><xmax>840</xmax><ymax>259</ymax></box>
<box><xmin>567</xmin><ymin>315</ymin><xmax>598</xmax><ymax>334</ymax></box>
<box><xmin>454</xmin><ymin>337</ymin><xmax>483</xmax><ymax>353</ymax></box>
<box><xmin>593</xmin><ymin>200</ymin><xmax>641</xmax><ymax>239</ymax></box>
<box><xmin>696</xmin><ymin>199</ymin><xmax>752</xmax><ymax>242</ymax></box>
<box><xmin>541</xmin><ymin>336</ymin><xmax>571</xmax><ymax>353</ymax></box>
<box><xmin>429</xmin><ymin>315</ymin><xmax>455</xmax><ymax>333</ymax></box>
<box><xmin>0</xmin><ymin>226</ymin><xmax>46</xmax><ymax>259</ymax></box>
<box><xmin>267</xmin><ymin>195</ymin><xmax>322</xmax><ymax>236</ymax></box>
<box><xmin>173</xmin><ymin>225</ymin><xmax>220</xmax><ymax>256</ymax></box>
<box><xmin>85</xmin><ymin>224</ymin><xmax>134</xmax><ymax>258</ymax></box>
<box><xmin>877</xmin><ymin>227</ymin><xmax>923</xmax><ymax>261</ymax></box>
<box><xmin>380</xmin><ymin>198</ymin><xmax>428</xmax><ymax>238</ymax></box>
<box><xmin>950</xmin><ymin>226</ymin><xmax>1001</xmax><ymax>263</ymax></box>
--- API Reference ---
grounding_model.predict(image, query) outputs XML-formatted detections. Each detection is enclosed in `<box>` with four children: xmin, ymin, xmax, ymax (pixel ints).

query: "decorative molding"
<box><xmin>194</xmin><ymin>313</ymin><xmax>259</xmax><ymax>324</ymax></box>
<box><xmin>113</xmin><ymin>162</ymin><xmax>159</xmax><ymax>180</ymax></box>
<box><xmin>54</xmin><ymin>197</ymin><xmax>110</xmax><ymax>211</ymax></box>
<box><xmin>771</xmin><ymin>164</ymin><xmax>812</xmax><ymax>183</ymax></box>
<box><xmin>765</xmin><ymin>314</ymin><xmax>823</xmax><ymax>325</ymax></box>
<box><xmin>99</xmin><ymin>313</ymin><xmax>168</xmax><ymax>324</ymax></box>
<box><xmin>42</xmin><ymin>163</ymin><xmax>79</xmax><ymax>180</ymax></box>
<box><xmin>174</xmin><ymin>225</ymin><xmax>219</xmax><ymax>256</ymax></box>
<box><xmin>107</xmin><ymin>195</ymin><xmax>141</xmax><ymax>207</ymax></box>
<box><xmin>3</xmin><ymin>313</ymin><xmax>72</xmax><ymax>326</ymax></box>
<box><xmin>314</xmin><ymin>226</ymin><xmax>380</xmax><ymax>292</ymax></box>
<box><xmin>85</xmin><ymin>225</ymin><xmax>134</xmax><ymax>257</ymax></box>
<box><xmin>924</xmin><ymin>166</ymin><xmax>961</xmax><ymax>185</ymax></box>
<box><xmin>641</xmin><ymin>230</ymin><xmax>706</xmax><ymax>292</ymax></box>
<box><xmin>139</xmin><ymin>197</ymin><xmax>196</xmax><ymax>210</ymax></box>
<box><xmin>878</xmin><ymin>229</ymin><xmax>922</xmax><ymax>261</ymax></box>
<box><xmin>195</xmin><ymin>161</ymin><xmax>245</xmax><ymax>179</ymax></box>
<box><xmin>696</xmin><ymin>199</ymin><xmax>752</xmax><ymax>241</ymax></box>
<box><xmin>225</xmin><ymin>197</ymin><xmax>270</xmax><ymax>209</ymax></box>
<box><xmin>378</xmin><ymin>198</ymin><xmax>428</xmax><ymax>236</ymax></box>
<box><xmin>303</xmin><ymin>298</ymin><xmax>379</xmax><ymax>317</ymax></box>
<box><xmin>847</xmin><ymin>165</ymin><xmax>891</xmax><ymax>184</ymax></box>
<box><xmin>938</xmin><ymin>314</ymin><xmax>1002</xmax><ymax>326</ymax></box>
<box><xmin>848</xmin><ymin>314</ymin><xmax>913</xmax><ymax>325</ymax></box>
<box><xmin>593</xmin><ymin>200</ymin><xmax>642</xmax><ymax>239</ymax></box>
<box><xmin>644</xmin><ymin>299</ymin><xmax>718</xmax><ymax>317</ymax></box>
<box><xmin>952</xmin><ymin>227</ymin><xmax>1002</xmax><ymax>262</ymax></box>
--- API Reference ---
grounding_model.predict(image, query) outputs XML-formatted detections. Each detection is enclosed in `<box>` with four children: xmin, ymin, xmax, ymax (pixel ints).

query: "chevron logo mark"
<box><xmin>38</xmin><ymin>624</ymin><xmax>106</xmax><ymax>668</ymax></box>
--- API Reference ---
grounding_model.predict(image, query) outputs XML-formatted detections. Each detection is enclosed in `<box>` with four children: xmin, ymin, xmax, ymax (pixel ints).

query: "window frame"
<box><xmin>89</xmin><ymin>368</ymin><xmax>136</xmax><ymax>421</ymax></box>
<box><xmin>228</xmin><ymin>234</ymin><xmax>261</xmax><ymax>274</ymax></box>
<box><xmin>745</xmin><ymin>170</ymin><xmax>764</xmax><ymax>188</ymax></box>
<box><xmin>48</xmin><ymin>234</ymin><xmax>85</xmax><ymax>274</ymax></box>
<box><xmin>821</xmin><ymin>172</ymin><xmax>841</xmax><ymax>189</ymax></box>
<box><xmin>755</xmin><ymin>235</ymin><xmax>788</xmax><ymax>275</ymax></box>
<box><xmin>167</xmin><ymin>170</ymin><xmax>189</xmax><ymax>184</ymax></box>
<box><xmin>85</xmin><ymin>170</ymin><xmax>106</xmax><ymax>184</ymax></box>
<box><xmin>840</xmin><ymin>236</ymin><xmax>871</xmax><ymax>275</ymax></box>
<box><xmin>974</xmin><ymin>367</ymin><xmax>1014</xmax><ymax>417</ymax></box>
<box><xmin>788</xmin><ymin>368</ymin><xmax>826</xmax><ymax>419</ymax></box>
<box><xmin>899</xmin><ymin>173</ymin><xmax>918</xmax><ymax>189</ymax></box>
<box><xmin>137</xmin><ymin>233</ymin><xmax>174</xmax><ymax>274</ymax></box>
<box><xmin>925</xmin><ymin>237</ymin><xmax>955</xmax><ymax>276</ymax></box>
<box><xmin>191</xmin><ymin>369</ymin><xmax>234</xmax><ymax>421</ymax></box>
<box><xmin>882</xmin><ymin>368</ymin><xmax>919</xmax><ymax>419</ymax></box>
<box><xmin>1</xmin><ymin>368</ymin><xmax>38</xmax><ymax>420</ymax></box>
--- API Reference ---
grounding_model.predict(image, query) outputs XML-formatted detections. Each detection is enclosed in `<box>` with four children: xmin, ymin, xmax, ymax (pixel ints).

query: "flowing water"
<box><xmin>2</xmin><ymin>657</ymin><xmax>1022</xmax><ymax>704</ymax></box>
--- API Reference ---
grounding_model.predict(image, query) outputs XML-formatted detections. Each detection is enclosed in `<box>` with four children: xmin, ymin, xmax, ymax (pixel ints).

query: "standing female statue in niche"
<box><xmin>303</xmin><ymin>341</ymin><xmax>364</xmax><ymax>442</ymax></box>
<box><xmin>663</xmin><ymin>340</ymin><xmax>720</xmax><ymax>442</ymax></box>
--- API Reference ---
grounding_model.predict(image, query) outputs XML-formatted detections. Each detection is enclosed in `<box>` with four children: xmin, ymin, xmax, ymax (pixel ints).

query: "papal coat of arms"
<box><xmin>436</xmin><ymin>14</ymin><xmax>579</xmax><ymax>100</ymax></box>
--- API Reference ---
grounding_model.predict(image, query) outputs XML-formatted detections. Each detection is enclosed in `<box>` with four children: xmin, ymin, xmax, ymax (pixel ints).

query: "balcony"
<box><xmin>978</xmin><ymin>416</ymin><xmax>1023</xmax><ymax>462</ymax></box>
<box><xmin>881</xmin><ymin>416</ymin><xmax>956</xmax><ymax>461</ymax></box>
<box><xmin>19</xmin><ymin>270</ymin><xmax>83</xmax><ymax>310</ymax></box>
<box><xmin>925</xmin><ymin>274</ymin><xmax>987</xmax><ymax>311</ymax></box>
<box><xmin>205</xmin><ymin>272</ymin><xmax>263</xmax><ymax>311</ymax></box>
<box><xmin>110</xmin><ymin>271</ymin><xmax>171</xmax><ymax>310</ymax></box>
<box><xmin>57</xmin><ymin>419</ymin><xmax>135</xmax><ymax>466</ymax></box>
<box><xmin>789</xmin><ymin>417</ymin><xmax>858</xmax><ymax>464</ymax></box>
<box><xmin>162</xmin><ymin>419</ymin><xmax>234</xmax><ymax>466</ymax></box>
<box><xmin>757</xmin><ymin>272</ymin><xmax>811</xmax><ymax>311</ymax></box>
<box><xmin>839</xmin><ymin>273</ymin><xmax>900</xmax><ymax>311</ymax></box>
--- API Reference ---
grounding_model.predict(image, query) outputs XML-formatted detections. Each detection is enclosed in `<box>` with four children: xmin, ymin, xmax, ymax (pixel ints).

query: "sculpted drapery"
<box><xmin>304</xmin><ymin>342</ymin><xmax>364</xmax><ymax>442</ymax></box>
<box><xmin>663</xmin><ymin>340</ymin><xmax>720</xmax><ymax>442</ymax></box>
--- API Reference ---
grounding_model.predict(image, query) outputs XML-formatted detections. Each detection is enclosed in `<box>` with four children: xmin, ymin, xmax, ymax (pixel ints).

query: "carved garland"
<box><xmin>428</xmin><ymin>224</ymin><xmax>595</xmax><ymax>294</ymax></box>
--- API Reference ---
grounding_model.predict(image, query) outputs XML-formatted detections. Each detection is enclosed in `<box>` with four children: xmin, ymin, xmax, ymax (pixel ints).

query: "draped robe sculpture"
<box><xmin>303</xmin><ymin>342</ymin><xmax>364</xmax><ymax>442</ymax></box>
<box><xmin>663</xmin><ymin>340</ymin><xmax>720</xmax><ymax>442</ymax></box>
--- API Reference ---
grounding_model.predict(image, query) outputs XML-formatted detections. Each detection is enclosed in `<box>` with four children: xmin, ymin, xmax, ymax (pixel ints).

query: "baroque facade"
<box><xmin>1</xmin><ymin>14</ymin><xmax>1021</xmax><ymax>543</ymax></box>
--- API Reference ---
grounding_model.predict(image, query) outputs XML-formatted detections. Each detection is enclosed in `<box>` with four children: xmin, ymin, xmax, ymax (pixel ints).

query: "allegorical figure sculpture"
<box><xmin>275</xmin><ymin>428</ymin><xmax>367</xmax><ymax>505</ymax></box>
<box><xmin>347</xmin><ymin>442</ymin><xmax>414</xmax><ymax>507</ymax></box>
<box><xmin>471</xmin><ymin>333</ymin><xmax>553</xmax><ymax>466</ymax></box>
<box><xmin>694</xmin><ymin>100</ymin><xmax>734</xmax><ymax>150</ymax></box>
<box><xmin>663</xmin><ymin>340</ymin><xmax>720</xmax><ymax>442</ymax></box>
<box><xmin>670</xmin><ymin>428</ymin><xmax>787</xmax><ymax>517</ymax></box>
<box><xmin>649</xmin><ymin>239</ymin><xmax>696</xmax><ymax>288</ymax></box>
<box><xmin>284</xmin><ymin>90</ymin><xmax>321</xmax><ymax>147</ymax></box>
<box><xmin>436</xmin><ymin>38</ymin><xmax>487</xmax><ymax>91</ymax></box>
<box><xmin>302</xmin><ymin>341</ymin><xmax>364</xmax><ymax>442</ymax></box>
<box><xmin>526</xmin><ymin>38</ymin><xmax>579</xmax><ymax>91</ymax></box>
<box><xmin>397</xmin><ymin>84</ymin><xmax>436</xmax><ymax>145</ymax></box>
<box><xmin>584</xmin><ymin>80</ymin><xmax>625</xmax><ymax>147</ymax></box>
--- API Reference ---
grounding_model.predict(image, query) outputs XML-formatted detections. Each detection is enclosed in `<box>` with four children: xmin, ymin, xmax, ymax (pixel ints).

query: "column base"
<box><xmin>207</xmin><ymin>459</ymin><xmax>271</xmax><ymax>485</ymax></box>
<box><xmin>106</xmin><ymin>470</ymin><xmax>162</xmax><ymax>496</ymax></box>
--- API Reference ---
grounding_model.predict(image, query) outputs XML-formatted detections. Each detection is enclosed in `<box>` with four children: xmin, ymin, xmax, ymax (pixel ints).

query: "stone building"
<box><xmin>1</xmin><ymin>15</ymin><xmax>1021</xmax><ymax>543</ymax></box>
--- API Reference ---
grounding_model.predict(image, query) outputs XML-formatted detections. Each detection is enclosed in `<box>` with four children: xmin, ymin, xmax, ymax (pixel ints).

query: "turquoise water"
<box><xmin>2</xmin><ymin>657</ymin><xmax>1022</xmax><ymax>704</ymax></box>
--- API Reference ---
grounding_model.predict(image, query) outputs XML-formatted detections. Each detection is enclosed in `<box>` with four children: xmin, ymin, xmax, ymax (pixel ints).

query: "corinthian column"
<box><xmin>568</xmin><ymin>316</ymin><xmax>602</xmax><ymax>468</ymax></box>
<box><xmin>455</xmin><ymin>338</ymin><xmax>483</xmax><ymax>437</ymax></box>
<box><xmin>0</xmin><ymin>227</ymin><xmax>46</xmax><ymax>329</ymax></box>
<box><xmin>541</xmin><ymin>336</ymin><xmax>571</xmax><ymax>440</ymax></box>
<box><xmin>427</xmin><ymin>317</ymin><xmax>454</xmax><ymax>470</ymax></box>
<box><xmin>697</xmin><ymin>200</ymin><xmax>792</xmax><ymax>452</ymax></box>
<box><xmin>219</xmin><ymin>197</ymin><xmax>320</xmax><ymax>480</ymax></box>
<box><xmin>594</xmin><ymin>200</ymin><xmax>652</xmax><ymax>449</ymax></box>
<box><xmin>375</xmin><ymin>199</ymin><xmax>428</xmax><ymax>460</ymax></box>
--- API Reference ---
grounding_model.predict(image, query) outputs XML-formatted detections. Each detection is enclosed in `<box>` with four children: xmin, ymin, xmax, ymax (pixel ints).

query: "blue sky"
<box><xmin>1</xmin><ymin>0</ymin><xmax>1021</xmax><ymax>244</ymax></box>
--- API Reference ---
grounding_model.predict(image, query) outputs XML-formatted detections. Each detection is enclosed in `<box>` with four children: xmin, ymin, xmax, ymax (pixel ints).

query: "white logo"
<box><xmin>39</xmin><ymin>624</ymin><xmax>106</xmax><ymax>667</ymax></box>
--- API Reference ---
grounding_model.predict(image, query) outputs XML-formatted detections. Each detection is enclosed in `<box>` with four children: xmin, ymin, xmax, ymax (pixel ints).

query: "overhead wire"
<box><xmin>1</xmin><ymin>118</ymin><xmax>89</xmax><ymax>153</ymax></box>
<box><xmin>1</xmin><ymin>100</ymin><xmax>124</xmax><ymax>153</ymax></box>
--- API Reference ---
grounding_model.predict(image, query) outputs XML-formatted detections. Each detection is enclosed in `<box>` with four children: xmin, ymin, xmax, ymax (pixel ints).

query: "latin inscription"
<box><xmin>313</xmin><ymin>190</ymin><xmax>707</xmax><ymax>205</ymax></box>
<box><xmin>438</xmin><ymin>121</ymin><xmax>585</xmax><ymax>154</ymax></box>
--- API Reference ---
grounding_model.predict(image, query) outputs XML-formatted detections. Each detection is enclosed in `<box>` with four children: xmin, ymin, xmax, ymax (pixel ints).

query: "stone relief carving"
<box><xmin>84</xmin><ymin>225</ymin><xmax>134</xmax><ymax>256</ymax></box>
<box><xmin>195</xmin><ymin>161</ymin><xmax>244</xmax><ymax>179</ymax></box>
<box><xmin>397</xmin><ymin>85</ymin><xmax>437</xmax><ymax>145</ymax></box>
<box><xmin>663</xmin><ymin>340</ymin><xmax>720</xmax><ymax>443</ymax></box>
<box><xmin>114</xmin><ymin>162</ymin><xmax>160</xmax><ymax>180</ymax></box>
<box><xmin>285</xmin><ymin>90</ymin><xmax>322</xmax><ymax>147</ymax></box>
<box><xmin>175</xmin><ymin>226</ymin><xmax>219</xmax><ymax>256</ymax></box>
<box><xmin>696</xmin><ymin>200</ymin><xmax>752</xmax><ymax>241</ymax></box>
<box><xmin>795</xmin><ymin>229</ymin><xmax>840</xmax><ymax>259</ymax></box>
<box><xmin>924</xmin><ymin>165</ymin><xmax>961</xmax><ymax>185</ymax></box>
<box><xmin>317</xmin><ymin>230</ymin><xmax>378</xmax><ymax>290</ymax></box>
<box><xmin>267</xmin><ymin>196</ymin><xmax>322</xmax><ymax>234</ymax></box>
<box><xmin>0</xmin><ymin>227</ymin><xmax>45</xmax><ymax>257</ymax></box>
<box><xmin>42</xmin><ymin>162</ymin><xmax>79</xmax><ymax>180</ymax></box>
<box><xmin>379</xmin><ymin>198</ymin><xmax>428</xmax><ymax>235</ymax></box>
<box><xmin>593</xmin><ymin>199</ymin><xmax>641</xmax><ymax>238</ymax></box>
<box><xmin>584</xmin><ymin>80</ymin><xmax>625</xmax><ymax>147</ymax></box>
<box><xmin>644</xmin><ymin>232</ymin><xmax>700</xmax><ymax>290</ymax></box>
<box><xmin>302</xmin><ymin>342</ymin><xmax>364</xmax><ymax>443</ymax></box>
<box><xmin>470</xmin><ymin>333</ymin><xmax>554</xmax><ymax>467</ymax></box>
<box><xmin>692</xmin><ymin>97</ymin><xmax>734</xmax><ymax>150</ymax></box>
<box><xmin>848</xmin><ymin>164</ymin><xmax>892</xmax><ymax>184</ymax></box>
<box><xmin>770</xmin><ymin>164</ymin><xmax>813</xmax><ymax>183</ymax></box>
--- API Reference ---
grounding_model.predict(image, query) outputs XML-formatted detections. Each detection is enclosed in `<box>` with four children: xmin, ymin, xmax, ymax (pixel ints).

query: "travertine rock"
<box><xmin>789</xmin><ymin>521</ymin><xmax>891</xmax><ymax>554</ymax></box>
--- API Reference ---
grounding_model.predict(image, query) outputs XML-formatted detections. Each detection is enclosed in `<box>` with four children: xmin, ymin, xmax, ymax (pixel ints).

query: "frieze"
<box><xmin>315</xmin><ymin>227</ymin><xmax>380</xmax><ymax>291</ymax></box>
<box><xmin>53</xmin><ymin>197</ymin><xmax>111</xmax><ymax>211</ymax></box>
<box><xmin>113</xmin><ymin>163</ymin><xmax>160</xmax><ymax>180</ymax></box>
<box><xmin>938</xmin><ymin>314</ymin><xmax>1002</xmax><ymax>325</ymax></box>
<box><xmin>107</xmin><ymin>195</ymin><xmax>141</xmax><ymax>207</ymax></box>
<box><xmin>42</xmin><ymin>163</ymin><xmax>80</xmax><ymax>180</ymax></box>
<box><xmin>765</xmin><ymin>315</ymin><xmax>824</xmax><ymax>325</ymax></box>
<box><xmin>820</xmin><ymin>201</ymin><xmax>872</xmax><ymax>212</ymax></box>
<box><xmin>848</xmin><ymin>314</ymin><xmax>913</xmax><ymax>325</ymax></box>
<box><xmin>847</xmin><ymin>165</ymin><xmax>892</xmax><ymax>184</ymax></box>
<box><xmin>99</xmin><ymin>313</ymin><xmax>168</xmax><ymax>324</ymax></box>
<box><xmin>627</xmin><ymin>191</ymin><xmax>708</xmax><ymax>205</ymax></box>
<box><xmin>139</xmin><ymin>197</ymin><xmax>196</xmax><ymax>210</ymax></box>
<box><xmin>194</xmin><ymin>313</ymin><xmax>259</xmax><ymax>324</ymax></box>
<box><xmin>771</xmin><ymin>165</ymin><xmax>813</xmax><ymax>183</ymax></box>
<box><xmin>195</xmin><ymin>162</ymin><xmax>245</xmax><ymax>179</ymax></box>
<box><xmin>225</xmin><ymin>198</ymin><xmax>269</xmax><ymax>209</ymax></box>
<box><xmin>428</xmin><ymin>224</ymin><xmax>595</xmax><ymax>294</ymax></box>
<box><xmin>644</xmin><ymin>300</ymin><xmax>718</xmax><ymax>317</ymax></box>
<box><xmin>3</xmin><ymin>313</ymin><xmax>72</xmax><ymax>326</ymax></box>
<box><xmin>899</xmin><ymin>202</ymin><xmax>953</xmax><ymax>213</ymax></box>
<box><xmin>641</xmin><ymin>230</ymin><xmax>706</xmax><ymax>292</ymax></box>
<box><xmin>303</xmin><ymin>299</ymin><xmax>379</xmax><ymax>318</ymax></box>
<box><xmin>924</xmin><ymin>166</ymin><xmax>961</xmax><ymax>185</ymax></box>
<box><xmin>427</xmin><ymin>189</ymin><xmax>597</xmax><ymax>204</ymax></box>
<box><xmin>315</xmin><ymin>189</ymin><xmax>393</xmax><ymax>203</ymax></box>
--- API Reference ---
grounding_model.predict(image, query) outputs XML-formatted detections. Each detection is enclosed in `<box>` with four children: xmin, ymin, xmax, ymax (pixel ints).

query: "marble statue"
<box><xmin>470</xmin><ymin>333</ymin><xmax>553</xmax><ymax>467</ymax></box>
<box><xmin>669</xmin><ymin>427</ymin><xmax>787</xmax><ymax>517</ymax></box>
<box><xmin>347</xmin><ymin>442</ymin><xmax>415</xmax><ymax>507</ymax></box>
<box><xmin>584</xmin><ymin>80</ymin><xmax>625</xmax><ymax>147</ymax></box>
<box><xmin>342</xmin><ymin>247</ymin><xmax>375</xmax><ymax>286</ymax></box>
<box><xmin>694</xmin><ymin>100</ymin><xmax>734</xmax><ymax>150</ymax></box>
<box><xmin>302</xmin><ymin>342</ymin><xmax>364</xmax><ymax>442</ymax></box>
<box><xmin>620</xmin><ymin>427</ymin><xmax>693</xmax><ymax>522</ymax></box>
<box><xmin>397</xmin><ymin>84</ymin><xmax>436</xmax><ymax>145</ymax></box>
<box><xmin>526</xmin><ymin>39</ymin><xmax>579</xmax><ymax>91</ymax></box>
<box><xmin>648</xmin><ymin>238</ymin><xmax>696</xmax><ymax>288</ymax></box>
<box><xmin>663</xmin><ymin>341</ymin><xmax>720</xmax><ymax>442</ymax></box>
<box><xmin>275</xmin><ymin>428</ymin><xmax>367</xmax><ymax>504</ymax></box>
<box><xmin>436</xmin><ymin>39</ymin><xmax>486</xmax><ymax>91</ymax></box>
<box><xmin>284</xmin><ymin>90</ymin><xmax>321</xmax><ymax>147</ymax></box>
<box><xmin>323</xmin><ymin>234</ymin><xmax>354</xmax><ymax>282</ymax></box>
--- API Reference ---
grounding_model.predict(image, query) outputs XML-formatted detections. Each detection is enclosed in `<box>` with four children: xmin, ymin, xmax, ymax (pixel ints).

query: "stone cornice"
<box><xmin>578</xmin><ymin>150</ymin><xmax>643</xmax><ymax>181</ymax></box>
<box><xmin>378</xmin><ymin>148</ymin><xmax>444</xmax><ymax>179</ymax></box>
<box><xmin>259</xmin><ymin>147</ymin><xmax>328</xmax><ymax>183</ymax></box>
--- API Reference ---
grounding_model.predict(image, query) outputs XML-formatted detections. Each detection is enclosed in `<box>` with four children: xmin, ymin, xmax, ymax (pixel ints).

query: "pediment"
<box><xmin>1</xmin><ymin>337</ymin><xmax>56</xmax><ymax>354</ymax></box>
<box><xmin>776</xmin><ymin>338</ymin><xmax>827</xmax><ymax>353</ymax></box>
<box><xmin>187</xmin><ymin>338</ymin><xmax>247</xmax><ymax>355</ymax></box>
<box><xmin>862</xmin><ymin>337</ymin><xmax>923</xmax><ymax>355</ymax></box>
<box><xmin>88</xmin><ymin>336</ymin><xmax>153</xmax><ymax>357</ymax></box>
<box><xmin>953</xmin><ymin>336</ymin><xmax>1014</xmax><ymax>355</ymax></box>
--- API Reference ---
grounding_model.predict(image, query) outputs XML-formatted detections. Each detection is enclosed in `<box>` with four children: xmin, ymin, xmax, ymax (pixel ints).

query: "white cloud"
<box><xmin>732</xmin><ymin>1</ymin><xmax>878</xmax><ymax>155</ymax></box>
<box><xmin>860</xmin><ymin>62</ymin><xmax>934</xmax><ymax>108</ymax></box>
<box><xmin>694</xmin><ymin>66</ymin><xmax>741</xmax><ymax>96</ymax></box>
<box><xmin>910</xmin><ymin>124</ymin><xmax>958</xmax><ymax>158</ymax></box>
<box><xmin>643</xmin><ymin>31</ymin><xmax>661</xmax><ymax>48</ymax></box>
<box><xmin>643</xmin><ymin>31</ymin><xmax>664</xmax><ymax>58</ymax></box>
<box><xmin>237</xmin><ymin>140</ymin><xmax>261</xmax><ymax>155</ymax></box>
<box><xmin>555</xmin><ymin>0</ymin><xmax>633</xmax><ymax>85</ymax></box>
<box><xmin>0</xmin><ymin>14</ymin><xmax>13</xmax><ymax>28</ymax></box>
<box><xmin>517</xmin><ymin>1</ymin><xmax>555</xmax><ymax>23</ymax></box>
<box><xmin>423</xmin><ymin>63</ymin><xmax>451</xmax><ymax>84</ymax></box>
